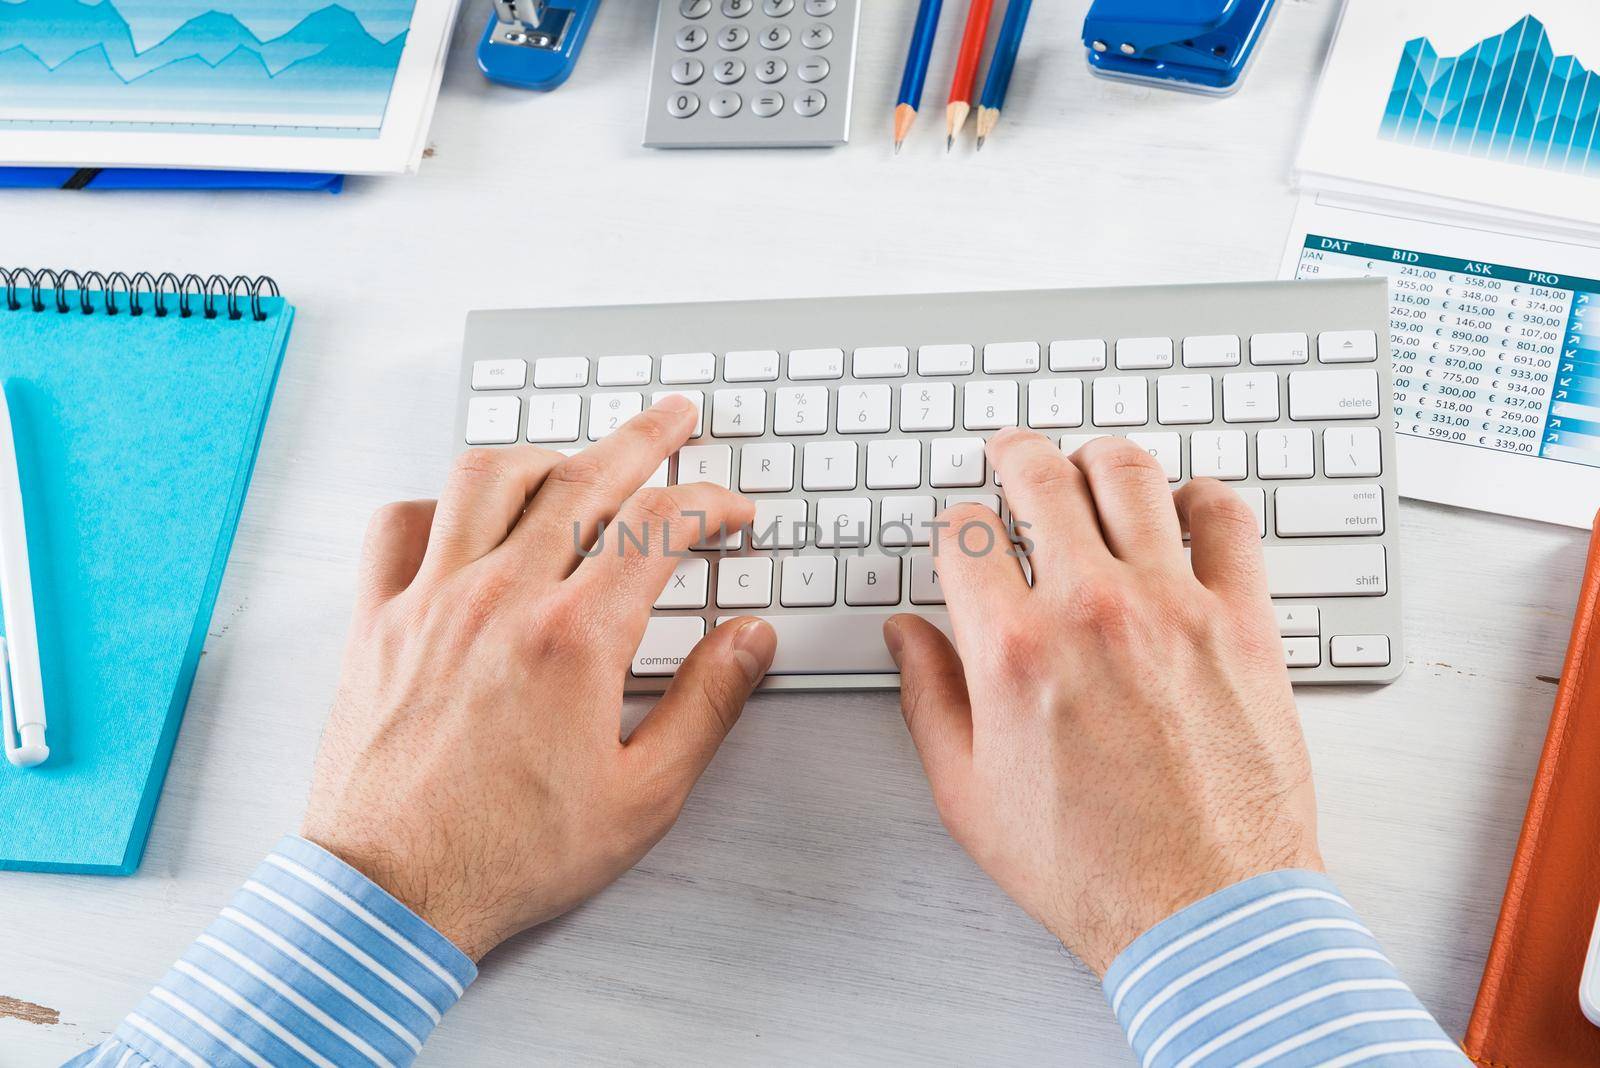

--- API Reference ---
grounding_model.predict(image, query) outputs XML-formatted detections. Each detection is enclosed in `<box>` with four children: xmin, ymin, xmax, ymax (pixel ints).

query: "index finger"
<box><xmin>932</xmin><ymin>500</ymin><xmax>1030</xmax><ymax>654</ymax></box>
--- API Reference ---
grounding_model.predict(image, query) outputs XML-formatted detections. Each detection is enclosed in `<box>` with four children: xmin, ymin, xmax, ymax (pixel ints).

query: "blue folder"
<box><xmin>0</xmin><ymin>169</ymin><xmax>342</xmax><ymax>192</ymax></box>
<box><xmin>0</xmin><ymin>274</ymin><xmax>294</xmax><ymax>873</ymax></box>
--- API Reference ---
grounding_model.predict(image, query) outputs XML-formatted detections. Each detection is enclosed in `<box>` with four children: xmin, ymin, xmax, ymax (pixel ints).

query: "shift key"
<box><xmin>1264</xmin><ymin>545</ymin><xmax>1387</xmax><ymax>597</ymax></box>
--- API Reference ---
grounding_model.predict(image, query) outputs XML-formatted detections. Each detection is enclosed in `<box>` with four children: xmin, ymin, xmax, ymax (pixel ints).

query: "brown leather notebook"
<box><xmin>1466</xmin><ymin>515</ymin><xmax>1600</xmax><ymax>1066</ymax></box>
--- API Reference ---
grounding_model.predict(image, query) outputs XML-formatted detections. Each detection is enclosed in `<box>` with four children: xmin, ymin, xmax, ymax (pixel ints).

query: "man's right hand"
<box><xmin>886</xmin><ymin>429</ymin><xmax>1322</xmax><ymax>976</ymax></box>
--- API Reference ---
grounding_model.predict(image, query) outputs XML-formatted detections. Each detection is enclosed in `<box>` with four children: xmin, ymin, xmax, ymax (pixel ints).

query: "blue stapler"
<box><xmin>477</xmin><ymin>0</ymin><xmax>601</xmax><ymax>90</ymax></box>
<box><xmin>1082</xmin><ymin>0</ymin><xmax>1278</xmax><ymax>95</ymax></box>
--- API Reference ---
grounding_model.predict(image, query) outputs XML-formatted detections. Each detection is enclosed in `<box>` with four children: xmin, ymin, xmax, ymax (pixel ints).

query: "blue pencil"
<box><xmin>976</xmin><ymin>0</ymin><xmax>1033</xmax><ymax>150</ymax></box>
<box><xmin>894</xmin><ymin>0</ymin><xmax>945</xmax><ymax>153</ymax></box>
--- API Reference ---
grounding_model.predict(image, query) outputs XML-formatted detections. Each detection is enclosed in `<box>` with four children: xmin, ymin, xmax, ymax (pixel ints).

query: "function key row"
<box><xmin>469</xmin><ymin>332</ymin><xmax>1378</xmax><ymax>392</ymax></box>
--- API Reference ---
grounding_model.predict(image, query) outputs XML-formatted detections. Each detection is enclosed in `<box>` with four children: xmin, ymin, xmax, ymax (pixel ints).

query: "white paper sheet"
<box><xmin>1281</xmin><ymin>194</ymin><xmax>1600</xmax><ymax>529</ymax></box>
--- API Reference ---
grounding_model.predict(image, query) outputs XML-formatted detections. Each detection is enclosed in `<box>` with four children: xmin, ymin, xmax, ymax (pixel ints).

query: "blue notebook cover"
<box><xmin>0</xmin><ymin>274</ymin><xmax>293</xmax><ymax>874</ymax></box>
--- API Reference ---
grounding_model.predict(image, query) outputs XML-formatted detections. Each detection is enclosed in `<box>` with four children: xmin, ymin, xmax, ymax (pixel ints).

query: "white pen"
<box><xmin>0</xmin><ymin>385</ymin><xmax>47</xmax><ymax>767</ymax></box>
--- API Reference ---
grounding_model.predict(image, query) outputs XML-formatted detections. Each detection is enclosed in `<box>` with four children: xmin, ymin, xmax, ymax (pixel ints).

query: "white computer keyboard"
<box><xmin>456</xmin><ymin>280</ymin><xmax>1404</xmax><ymax>691</ymax></box>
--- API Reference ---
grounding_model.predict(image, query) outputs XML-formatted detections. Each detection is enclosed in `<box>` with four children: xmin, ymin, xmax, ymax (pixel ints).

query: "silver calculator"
<box><xmin>644</xmin><ymin>0</ymin><xmax>860</xmax><ymax>148</ymax></box>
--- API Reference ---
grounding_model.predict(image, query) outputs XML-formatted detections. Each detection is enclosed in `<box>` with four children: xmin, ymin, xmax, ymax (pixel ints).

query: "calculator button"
<box><xmin>677</xmin><ymin>26</ymin><xmax>708</xmax><ymax>50</ymax></box>
<box><xmin>667</xmin><ymin>91</ymin><xmax>702</xmax><ymax>117</ymax></box>
<box><xmin>761</xmin><ymin>24</ymin><xmax>791</xmax><ymax>48</ymax></box>
<box><xmin>722</xmin><ymin>0</ymin><xmax>753</xmax><ymax>16</ymax></box>
<box><xmin>804</xmin><ymin>0</ymin><xmax>836</xmax><ymax>13</ymax></box>
<box><xmin>793</xmin><ymin>90</ymin><xmax>826</xmax><ymax>116</ymax></box>
<box><xmin>672</xmin><ymin>58</ymin><xmax>704</xmax><ymax>84</ymax></box>
<box><xmin>756</xmin><ymin>57</ymin><xmax>788</xmax><ymax>82</ymax></box>
<box><xmin>801</xmin><ymin>23</ymin><xmax>833</xmax><ymax>48</ymax></box>
<box><xmin>681</xmin><ymin>0</ymin><xmax>712</xmax><ymax>17</ymax></box>
<box><xmin>718</xmin><ymin>24</ymin><xmax>749</xmax><ymax>48</ymax></box>
<box><xmin>715</xmin><ymin>58</ymin><xmax>746</xmax><ymax>83</ymax></box>
<box><xmin>710</xmin><ymin>90</ymin><xmax>744</xmax><ymax>117</ymax></box>
<box><xmin>797</xmin><ymin>57</ymin><xmax>829</xmax><ymax>81</ymax></box>
<box><xmin>752</xmin><ymin>91</ymin><xmax>784</xmax><ymax>116</ymax></box>
<box><xmin>762</xmin><ymin>0</ymin><xmax>794</xmax><ymax>13</ymax></box>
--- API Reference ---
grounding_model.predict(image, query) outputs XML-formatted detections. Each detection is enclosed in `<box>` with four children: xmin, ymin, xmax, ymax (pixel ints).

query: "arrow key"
<box><xmin>1330</xmin><ymin>634</ymin><xmax>1390</xmax><ymax>668</ymax></box>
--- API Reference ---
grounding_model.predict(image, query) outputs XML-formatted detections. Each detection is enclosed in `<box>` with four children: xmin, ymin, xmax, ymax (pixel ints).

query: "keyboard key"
<box><xmin>838</xmin><ymin>385</ymin><xmax>892</xmax><ymax>432</ymax></box>
<box><xmin>1324</xmin><ymin>426</ymin><xmax>1382</xmax><ymax>478</ymax></box>
<box><xmin>1251</xmin><ymin>332</ymin><xmax>1310</xmax><ymax>366</ymax></box>
<box><xmin>712</xmin><ymin>388</ymin><xmax>767</xmax><ymax>436</ymax></box>
<box><xmin>534</xmin><ymin>356</ymin><xmax>590</xmax><ymax>388</ymax></box>
<box><xmin>1050</xmin><ymin>338</ymin><xmax>1107</xmax><ymax>371</ymax></box>
<box><xmin>679</xmin><ymin>444</ymin><xmax>733</xmax><ymax>487</ymax></box>
<box><xmin>1282</xmin><ymin>637</ymin><xmax>1321</xmax><ymax>668</ymax></box>
<box><xmin>931</xmin><ymin>437</ymin><xmax>986</xmax><ymax>487</ymax></box>
<box><xmin>587</xmin><ymin>392</ymin><xmax>644</xmax><ymax>440</ymax></box>
<box><xmin>472</xmin><ymin>358</ymin><xmax>528</xmax><ymax>390</ymax></box>
<box><xmin>740</xmin><ymin>612</ymin><xmax>952</xmax><ymax>674</ymax></box>
<box><xmin>1156</xmin><ymin>375</ymin><xmax>1214</xmax><ymax>425</ymax></box>
<box><xmin>646</xmin><ymin>459</ymin><xmax>670</xmax><ymax>488</ymax></box>
<box><xmin>853</xmin><ymin>346</ymin><xmax>910</xmax><ymax>378</ymax></box>
<box><xmin>1275</xmin><ymin>484</ymin><xmax>1384</xmax><ymax>536</ymax></box>
<box><xmin>718</xmin><ymin>557</ymin><xmax>774</xmax><ymax>608</ymax></box>
<box><xmin>1257</xmin><ymin>428</ymin><xmax>1314</xmax><ymax>479</ymax></box>
<box><xmin>596</xmin><ymin>355</ymin><xmax>652</xmax><ymax>386</ymax></box>
<box><xmin>803</xmin><ymin>441</ymin><xmax>858</xmax><ymax>490</ymax></box>
<box><xmin>866</xmin><ymin>439</ymin><xmax>922</xmax><ymax>490</ymax></box>
<box><xmin>1177</xmin><ymin>486</ymin><xmax>1263</xmax><ymax>539</ymax></box>
<box><xmin>1092</xmin><ymin>377</ymin><xmax>1148</xmax><ymax>426</ymax></box>
<box><xmin>526</xmin><ymin>394</ymin><xmax>582</xmax><ymax>442</ymax></box>
<box><xmin>1181</xmin><ymin>335</ymin><xmax>1240</xmax><ymax>368</ymax></box>
<box><xmin>1289</xmin><ymin>369</ymin><xmax>1380</xmax><ymax>420</ymax></box>
<box><xmin>1027</xmin><ymin>380</ymin><xmax>1084</xmax><ymax>428</ymax></box>
<box><xmin>788</xmin><ymin>348</ymin><xmax>845</xmax><ymax>380</ymax></box>
<box><xmin>1222</xmin><ymin>372</ymin><xmax>1279</xmax><ymax>423</ymax></box>
<box><xmin>738</xmin><ymin>442</ymin><xmax>795</xmax><ymax>492</ymax></box>
<box><xmin>846</xmin><ymin>555</ymin><xmax>902</xmax><ymax>606</ymax></box>
<box><xmin>880</xmin><ymin>495</ymin><xmax>936</xmax><ymax>546</ymax></box>
<box><xmin>655</xmin><ymin>558</ymin><xmax>710</xmax><ymax>609</ymax></box>
<box><xmin>964</xmin><ymin>380</ymin><xmax>1020</xmax><ymax>430</ymax></box>
<box><xmin>909</xmin><ymin>554</ymin><xmax>945</xmax><ymax>604</ymax></box>
<box><xmin>1319</xmin><ymin>330</ymin><xmax>1378</xmax><ymax>364</ymax></box>
<box><xmin>724</xmin><ymin>350</ymin><xmax>781</xmax><ymax>381</ymax></box>
<box><xmin>1275</xmin><ymin>605</ymin><xmax>1320</xmax><ymax>637</ymax></box>
<box><xmin>1059</xmin><ymin>434</ymin><xmax>1107</xmax><ymax>456</ymax></box>
<box><xmin>752</xmin><ymin>498</ymin><xmax>808</xmax><ymax>548</ymax></box>
<box><xmin>652</xmin><ymin>390</ymin><xmax>705</xmax><ymax>437</ymax></box>
<box><xmin>1127</xmin><ymin>432</ymin><xmax>1181</xmax><ymax>482</ymax></box>
<box><xmin>465</xmin><ymin>396</ymin><xmax>520</xmax><ymax>445</ymax></box>
<box><xmin>900</xmin><ymin>382</ymin><xmax>956</xmax><ymax>431</ymax></box>
<box><xmin>1264</xmin><ymin>545</ymin><xmax>1386</xmax><ymax>597</ymax></box>
<box><xmin>1116</xmin><ymin>337</ymin><xmax>1173</xmax><ymax>369</ymax></box>
<box><xmin>918</xmin><ymin>344</ymin><xmax>975</xmax><ymax>376</ymax></box>
<box><xmin>984</xmin><ymin>341</ymin><xmax>1041</xmax><ymax>374</ymax></box>
<box><xmin>1189</xmin><ymin>429</ymin><xmax>1246</xmax><ymax>479</ymax></box>
<box><xmin>780</xmin><ymin>556</ymin><xmax>838</xmax><ymax>606</ymax></box>
<box><xmin>817</xmin><ymin>497</ymin><xmax>872</xmax><ymax>547</ymax></box>
<box><xmin>944</xmin><ymin>493</ymin><xmax>1001</xmax><ymax>513</ymax></box>
<box><xmin>775</xmin><ymin>386</ymin><xmax>829</xmax><ymax>435</ymax></box>
<box><xmin>632</xmin><ymin>617</ymin><xmax>705</xmax><ymax>676</ymax></box>
<box><xmin>1330</xmin><ymin>634</ymin><xmax>1391</xmax><ymax>667</ymax></box>
<box><xmin>661</xmin><ymin>352</ymin><xmax>717</xmax><ymax>384</ymax></box>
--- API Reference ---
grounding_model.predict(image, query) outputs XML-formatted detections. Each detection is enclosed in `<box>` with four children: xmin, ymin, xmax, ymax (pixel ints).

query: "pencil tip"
<box><xmin>976</xmin><ymin>136</ymin><xmax>986</xmax><ymax>152</ymax></box>
<box><xmin>894</xmin><ymin>140</ymin><xmax>903</xmax><ymax>155</ymax></box>
<box><xmin>946</xmin><ymin>136</ymin><xmax>954</xmax><ymax>152</ymax></box>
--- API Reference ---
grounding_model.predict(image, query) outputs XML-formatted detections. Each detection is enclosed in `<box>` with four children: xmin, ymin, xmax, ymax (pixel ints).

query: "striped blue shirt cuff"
<box><xmin>68</xmin><ymin>836</ymin><xmax>477</xmax><ymax>1068</ymax></box>
<box><xmin>1103</xmin><ymin>870</ymin><xmax>1468</xmax><ymax>1068</ymax></box>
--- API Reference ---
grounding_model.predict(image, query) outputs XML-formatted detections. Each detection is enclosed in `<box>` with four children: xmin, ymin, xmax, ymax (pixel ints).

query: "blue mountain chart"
<box><xmin>0</xmin><ymin>0</ymin><xmax>415</xmax><ymax>134</ymax></box>
<box><xmin>1381</xmin><ymin>15</ymin><xmax>1600</xmax><ymax>175</ymax></box>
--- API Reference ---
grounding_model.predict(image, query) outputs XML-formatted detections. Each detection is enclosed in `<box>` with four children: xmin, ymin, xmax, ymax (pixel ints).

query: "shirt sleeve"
<box><xmin>1102</xmin><ymin>869</ymin><xmax>1468</xmax><ymax>1068</ymax></box>
<box><xmin>65</xmin><ymin>836</ymin><xmax>477</xmax><ymax>1068</ymax></box>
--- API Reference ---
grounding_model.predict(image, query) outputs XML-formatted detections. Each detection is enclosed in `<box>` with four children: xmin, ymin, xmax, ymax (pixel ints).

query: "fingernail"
<box><xmin>731</xmin><ymin>618</ymin><xmax>776</xmax><ymax>686</ymax></box>
<box><xmin>987</xmin><ymin>427</ymin><xmax>1025</xmax><ymax>452</ymax></box>
<box><xmin>883</xmin><ymin>616</ymin><xmax>905</xmax><ymax>661</ymax></box>
<box><xmin>652</xmin><ymin>393</ymin><xmax>693</xmax><ymax>414</ymax></box>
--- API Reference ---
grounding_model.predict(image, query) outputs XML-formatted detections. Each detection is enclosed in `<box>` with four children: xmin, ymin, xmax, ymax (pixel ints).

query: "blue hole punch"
<box><xmin>478</xmin><ymin>0</ymin><xmax>601</xmax><ymax>91</ymax></box>
<box><xmin>1082</xmin><ymin>0</ymin><xmax>1279</xmax><ymax>96</ymax></box>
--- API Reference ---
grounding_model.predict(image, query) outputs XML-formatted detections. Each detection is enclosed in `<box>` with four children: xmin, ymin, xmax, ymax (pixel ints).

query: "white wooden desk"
<box><xmin>2</xmin><ymin>0</ymin><xmax>1591</xmax><ymax>1063</ymax></box>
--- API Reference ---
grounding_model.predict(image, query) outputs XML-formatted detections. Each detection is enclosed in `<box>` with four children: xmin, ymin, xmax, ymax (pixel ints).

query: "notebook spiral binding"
<box><xmin>0</xmin><ymin>267</ymin><xmax>281</xmax><ymax>322</ymax></box>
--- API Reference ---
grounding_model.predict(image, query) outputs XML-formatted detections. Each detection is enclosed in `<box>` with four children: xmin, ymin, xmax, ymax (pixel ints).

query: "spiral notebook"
<box><xmin>0</xmin><ymin>268</ymin><xmax>293</xmax><ymax>875</ymax></box>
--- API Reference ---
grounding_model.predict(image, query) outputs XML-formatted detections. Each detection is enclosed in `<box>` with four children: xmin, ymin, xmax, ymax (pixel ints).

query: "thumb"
<box><xmin>885</xmin><ymin>615</ymin><xmax>973</xmax><ymax>805</ymax></box>
<box><xmin>625</xmin><ymin>617</ymin><xmax>776</xmax><ymax>795</ymax></box>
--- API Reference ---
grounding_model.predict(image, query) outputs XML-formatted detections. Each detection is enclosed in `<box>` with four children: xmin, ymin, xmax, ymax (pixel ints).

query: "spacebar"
<box><xmin>719</xmin><ymin>613</ymin><xmax>953</xmax><ymax>675</ymax></box>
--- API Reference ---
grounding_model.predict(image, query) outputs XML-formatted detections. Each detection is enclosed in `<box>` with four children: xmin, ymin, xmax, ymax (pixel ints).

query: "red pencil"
<box><xmin>946</xmin><ymin>0</ymin><xmax>995</xmax><ymax>150</ymax></box>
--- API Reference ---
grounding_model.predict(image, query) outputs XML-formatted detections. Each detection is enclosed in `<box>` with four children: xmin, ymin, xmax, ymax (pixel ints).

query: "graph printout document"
<box><xmin>1283</xmin><ymin>195</ymin><xmax>1600</xmax><ymax>529</ymax></box>
<box><xmin>0</xmin><ymin>0</ymin><xmax>460</xmax><ymax>174</ymax></box>
<box><xmin>1296</xmin><ymin>0</ymin><xmax>1600</xmax><ymax>237</ymax></box>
